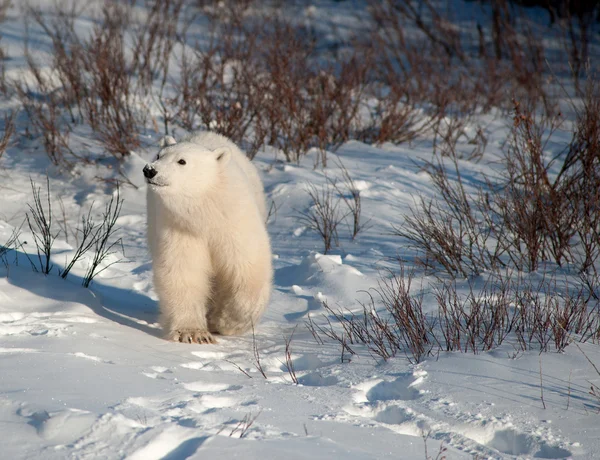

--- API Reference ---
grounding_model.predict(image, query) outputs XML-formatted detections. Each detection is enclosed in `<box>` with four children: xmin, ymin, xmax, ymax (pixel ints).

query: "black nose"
<box><xmin>143</xmin><ymin>165</ymin><xmax>157</xmax><ymax>179</ymax></box>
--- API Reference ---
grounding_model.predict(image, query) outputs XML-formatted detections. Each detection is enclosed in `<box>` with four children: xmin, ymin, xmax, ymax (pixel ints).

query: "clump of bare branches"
<box><xmin>298</xmin><ymin>162</ymin><xmax>367</xmax><ymax>249</ymax></box>
<box><xmin>7</xmin><ymin>0</ymin><xmax>598</xmax><ymax>175</ymax></box>
<box><xmin>227</xmin><ymin>411</ymin><xmax>262</xmax><ymax>439</ymax></box>
<box><xmin>299</xmin><ymin>182</ymin><xmax>346</xmax><ymax>254</ymax></box>
<box><xmin>306</xmin><ymin>305</ymin><xmax>357</xmax><ymax>363</ymax></box>
<box><xmin>393</xmin><ymin>142</ymin><xmax>503</xmax><ymax>277</ymax></box>
<box><xmin>0</xmin><ymin>0</ymin><xmax>9</xmax><ymax>21</ymax></box>
<box><xmin>367</xmin><ymin>0</ymin><xmax>555</xmax><ymax>117</ymax></box>
<box><xmin>0</xmin><ymin>227</ymin><xmax>20</xmax><ymax>266</ymax></box>
<box><xmin>82</xmin><ymin>185</ymin><xmax>124</xmax><ymax>287</ymax></box>
<box><xmin>313</xmin><ymin>267</ymin><xmax>436</xmax><ymax>364</ymax></box>
<box><xmin>19</xmin><ymin>178</ymin><xmax>124</xmax><ymax>286</ymax></box>
<box><xmin>14</xmin><ymin>57</ymin><xmax>78</xmax><ymax>167</ymax></box>
<box><xmin>492</xmin><ymin>99</ymin><xmax>567</xmax><ymax>272</ymax></box>
<box><xmin>396</xmin><ymin>71</ymin><xmax>600</xmax><ymax>279</ymax></box>
<box><xmin>25</xmin><ymin>178</ymin><xmax>58</xmax><ymax>275</ymax></box>
<box><xmin>26</xmin><ymin>3</ymin><xmax>144</xmax><ymax>159</ymax></box>
<box><xmin>282</xmin><ymin>326</ymin><xmax>298</xmax><ymax>384</ymax></box>
<box><xmin>14</xmin><ymin>0</ymin><xmax>186</xmax><ymax>168</ymax></box>
<box><xmin>329</xmin><ymin>159</ymin><xmax>368</xmax><ymax>240</ymax></box>
<box><xmin>309</xmin><ymin>261</ymin><xmax>600</xmax><ymax>362</ymax></box>
<box><xmin>0</xmin><ymin>0</ymin><xmax>7</xmax><ymax>95</ymax></box>
<box><xmin>0</xmin><ymin>109</ymin><xmax>14</xmax><ymax>157</ymax></box>
<box><xmin>573</xmin><ymin>342</ymin><xmax>600</xmax><ymax>412</ymax></box>
<box><xmin>251</xmin><ymin>325</ymin><xmax>267</xmax><ymax>379</ymax></box>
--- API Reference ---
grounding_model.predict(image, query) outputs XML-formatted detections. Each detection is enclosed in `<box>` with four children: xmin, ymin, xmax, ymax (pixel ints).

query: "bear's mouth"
<box><xmin>146</xmin><ymin>179</ymin><xmax>167</xmax><ymax>187</ymax></box>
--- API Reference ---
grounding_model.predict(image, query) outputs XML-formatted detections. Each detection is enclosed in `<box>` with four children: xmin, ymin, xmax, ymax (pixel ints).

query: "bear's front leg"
<box><xmin>169</xmin><ymin>328</ymin><xmax>215</xmax><ymax>344</ymax></box>
<box><xmin>159</xmin><ymin>282</ymin><xmax>216</xmax><ymax>344</ymax></box>
<box><xmin>154</xmin><ymin>242</ymin><xmax>216</xmax><ymax>344</ymax></box>
<box><xmin>160</xmin><ymin>287</ymin><xmax>216</xmax><ymax>344</ymax></box>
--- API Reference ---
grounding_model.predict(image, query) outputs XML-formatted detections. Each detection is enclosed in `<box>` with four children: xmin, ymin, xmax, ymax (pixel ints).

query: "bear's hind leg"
<box><xmin>207</xmin><ymin>269</ymin><xmax>270</xmax><ymax>336</ymax></box>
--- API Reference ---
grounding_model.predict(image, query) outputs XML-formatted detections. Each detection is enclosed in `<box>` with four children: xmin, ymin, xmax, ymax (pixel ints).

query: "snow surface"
<box><xmin>2</xmin><ymin>138</ymin><xmax>598</xmax><ymax>459</ymax></box>
<box><xmin>1</xmin><ymin>1</ymin><xmax>600</xmax><ymax>459</ymax></box>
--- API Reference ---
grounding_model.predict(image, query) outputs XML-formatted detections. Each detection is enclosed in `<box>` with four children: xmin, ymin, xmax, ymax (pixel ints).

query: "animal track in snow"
<box><xmin>71</xmin><ymin>352</ymin><xmax>114</xmax><ymax>364</ymax></box>
<box><xmin>0</xmin><ymin>347</ymin><xmax>38</xmax><ymax>354</ymax></box>
<box><xmin>182</xmin><ymin>381</ymin><xmax>238</xmax><ymax>393</ymax></box>
<box><xmin>279</xmin><ymin>354</ymin><xmax>329</xmax><ymax>372</ymax></box>
<box><xmin>485</xmin><ymin>428</ymin><xmax>572</xmax><ymax>459</ymax></box>
<box><xmin>128</xmin><ymin>426</ymin><xmax>209</xmax><ymax>460</ymax></box>
<box><xmin>344</xmin><ymin>370</ymin><xmax>428</xmax><ymax>436</ymax></box>
<box><xmin>17</xmin><ymin>406</ymin><xmax>98</xmax><ymax>445</ymax></box>
<box><xmin>190</xmin><ymin>350</ymin><xmax>229</xmax><ymax>360</ymax></box>
<box><xmin>188</xmin><ymin>394</ymin><xmax>237</xmax><ymax>413</ymax></box>
<box><xmin>297</xmin><ymin>372</ymin><xmax>338</xmax><ymax>387</ymax></box>
<box><xmin>366</xmin><ymin>373</ymin><xmax>425</xmax><ymax>403</ymax></box>
<box><xmin>0</xmin><ymin>311</ymin><xmax>97</xmax><ymax>337</ymax></box>
<box><xmin>142</xmin><ymin>366</ymin><xmax>172</xmax><ymax>379</ymax></box>
<box><xmin>374</xmin><ymin>405</ymin><xmax>414</xmax><ymax>425</ymax></box>
<box><xmin>487</xmin><ymin>428</ymin><xmax>533</xmax><ymax>455</ymax></box>
<box><xmin>535</xmin><ymin>442</ymin><xmax>573</xmax><ymax>459</ymax></box>
<box><xmin>0</xmin><ymin>312</ymin><xmax>25</xmax><ymax>321</ymax></box>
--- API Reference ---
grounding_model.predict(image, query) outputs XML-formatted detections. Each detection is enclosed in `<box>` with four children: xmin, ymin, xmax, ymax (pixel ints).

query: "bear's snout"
<box><xmin>143</xmin><ymin>165</ymin><xmax>158</xmax><ymax>179</ymax></box>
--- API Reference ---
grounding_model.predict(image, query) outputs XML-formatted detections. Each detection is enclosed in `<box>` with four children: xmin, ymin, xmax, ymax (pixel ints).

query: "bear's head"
<box><xmin>143</xmin><ymin>136</ymin><xmax>231</xmax><ymax>199</ymax></box>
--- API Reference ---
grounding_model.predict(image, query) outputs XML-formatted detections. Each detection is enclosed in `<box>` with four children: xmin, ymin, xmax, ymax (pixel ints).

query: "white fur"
<box><xmin>145</xmin><ymin>131</ymin><xmax>272</xmax><ymax>343</ymax></box>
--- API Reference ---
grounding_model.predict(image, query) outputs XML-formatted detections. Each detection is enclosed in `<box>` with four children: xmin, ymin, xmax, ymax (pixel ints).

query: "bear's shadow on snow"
<box><xmin>2</xmin><ymin>249</ymin><xmax>161</xmax><ymax>338</ymax></box>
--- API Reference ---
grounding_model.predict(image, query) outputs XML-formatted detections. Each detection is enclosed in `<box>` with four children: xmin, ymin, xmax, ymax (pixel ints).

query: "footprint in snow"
<box><xmin>374</xmin><ymin>405</ymin><xmax>414</xmax><ymax>425</ymax></box>
<box><xmin>71</xmin><ymin>352</ymin><xmax>114</xmax><ymax>364</ymax></box>
<box><xmin>278</xmin><ymin>353</ymin><xmax>339</xmax><ymax>386</ymax></box>
<box><xmin>366</xmin><ymin>372</ymin><xmax>425</xmax><ymax>403</ymax></box>
<box><xmin>142</xmin><ymin>366</ymin><xmax>172</xmax><ymax>379</ymax></box>
<box><xmin>182</xmin><ymin>381</ymin><xmax>241</xmax><ymax>393</ymax></box>
<box><xmin>486</xmin><ymin>429</ymin><xmax>572</xmax><ymax>459</ymax></box>
<box><xmin>278</xmin><ymin>354</ymin><xmax>329</xmax><ymax>372</ymax></box>
<box><xmin>297</xmin><ymin>372</ymin><xmax>338</xmax><ymax>387</ymax></box>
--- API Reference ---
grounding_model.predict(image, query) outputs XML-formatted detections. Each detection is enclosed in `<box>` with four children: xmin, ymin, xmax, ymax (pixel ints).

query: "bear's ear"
<box><xmin>159</xmin><ymin>135</ymin><xmax>177</xmax><ymax>148</ymax></box>
<box><xmin>214</xmin><ymin>147</ymin><xmax>231</xmax><ymax>165</ymax></box>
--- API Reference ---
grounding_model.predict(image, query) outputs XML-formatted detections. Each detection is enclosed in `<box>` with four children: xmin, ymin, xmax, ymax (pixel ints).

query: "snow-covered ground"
<box><xmin>2</xmin><ymin>1</ymin><xmax>600</xmax><ymax>459</ymax></box>
<box><xmin>2</xmin><ymin>138</ymin><xmax>599</xmax><ymax>459</ymax></box>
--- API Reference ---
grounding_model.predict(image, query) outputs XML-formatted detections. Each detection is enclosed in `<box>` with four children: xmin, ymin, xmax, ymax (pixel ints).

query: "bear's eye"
<box><xmin>178</xmin><ymin>159</ymin><xmax>186</xmax><ymax>165</ymax></box>
<box><xmin>155</xmin><ymin>154</ymin><xmax>160</xmax><ymax>160</ymax></box>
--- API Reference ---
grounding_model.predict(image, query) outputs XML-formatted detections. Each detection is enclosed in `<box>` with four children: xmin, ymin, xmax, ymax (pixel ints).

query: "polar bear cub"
<box><xmin>144</xmin><ymin>131</ymin><xmax>272</xmax><ymax>344</ymax></box>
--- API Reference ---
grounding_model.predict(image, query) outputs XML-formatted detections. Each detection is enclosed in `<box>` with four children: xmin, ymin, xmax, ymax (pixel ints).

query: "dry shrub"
<box><xmin>26</xmin><ymin>2</ymin><xmax>147</xmax><ymax>159</ymax></box>
<box><xmin>493</xmin><ymin>99</ymin><xmax>567</xmax><ymax>272</ymax></box>
<box><xmin>8</xmin><ymin>0</ymin><xmax>599</xmax><ymax>169</ymax></box>
<box><xmin>15</xmin><ymin>0</ymin><xmax>187</xmax><ymax>166</ymax></box>
<box><xmin>299</xmin><ymin>182</ymin><xmax>345</xmax><ymax>255</ymax></box>
<box><xmin>25</xmin><ymin>178</ymin><xmax>58</xmax><ymax>275</ymax></box>
<box><xmin>80</xmin><ymin>4</ymin><xmax>143</xmax><ymax>158</ymax></box>
<box><xmin>494</xmin><ymin>75</ymin><xmax>600</xmax><ymax>274</ymax></box>
<box><xmin>308</xmin><ymin>264</ymin><xmax>600</xmax><ymax>363</ymax></box>
<box><xmin>0</xmin><ymin>0</ymin><xmax>8</xmax><ymax>19</ymax></box>
<box><xmin>14</xmin><ymin>54</ymin><xmax>78</xmax><ymax>166</ymax></box>
<box><xmin>396</xmin><ymin>72</ymin><xmax>600</xmax><ymax>278</ymax></box>
<box><xmin>329</xmin><ymin>159</ymin><xmax>367</xmax><ymax>240</ymax></box>
<box><xmin>0</xmin><ymin>109</ymin><xmax>14</xmax><ymax>157</ymax></box>
<box><xmin>393</xmin><ymin>144</ymin><xmax>503</xmax><ymax>278</ymax></box>
<box><xmin>367</xmin><ymin>0</ymin><xmax>564</xmax><ymax>122</ymax></box>
<box><xmin>168</xmin><ymin>4</ymin><xmax>264</xmax><ymax>155</ymax></box>
<box><xmin>315</xmin><ymin>269</ymin><xmax>433</xmax><ymax>363</ymax></box>
<box><xmin>170</xmin><ymin>7</ymin><xmax>367</xmax><ymax>164</ymax></box>
<box><xmin>0</xmin><ymin>38</ymin><xmax>6</xmax><ymax>96</ymax></box>
<box><xmin>18</xmin><ymin>178</ymin><xmax>124</xmax><ymax>285</ymax></box>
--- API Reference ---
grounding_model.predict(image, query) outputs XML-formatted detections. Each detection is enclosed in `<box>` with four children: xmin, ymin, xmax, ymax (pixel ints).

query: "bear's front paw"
<box><xmin>171</xmin><ymin>329</ymin><xmax>216</xmax><ymax>344</ymax></box>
